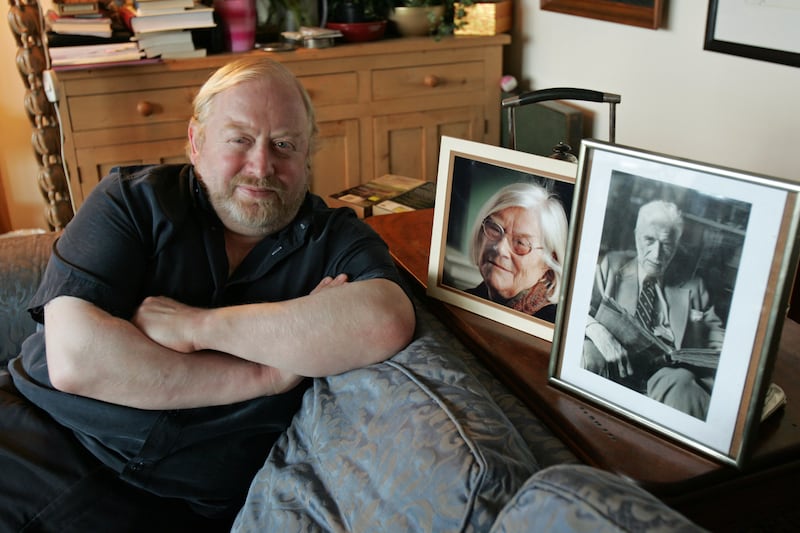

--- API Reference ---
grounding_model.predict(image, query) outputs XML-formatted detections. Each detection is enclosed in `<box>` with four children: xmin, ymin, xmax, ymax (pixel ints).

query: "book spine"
<box><xmin>55</xmin><ymin>3</ymin><xmax>99</xmax><ymax>15</ymax></box>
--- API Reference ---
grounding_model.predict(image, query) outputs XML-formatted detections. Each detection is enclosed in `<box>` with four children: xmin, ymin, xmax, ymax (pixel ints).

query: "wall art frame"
<box><xmin>427</xmin><ymin>136</ymin><xmax>576</xmax><ymax>342</ymax></box>
<box><xmin>540</xmin><ymin>0</ymin><xmax>663</xmax><ymax>29</ymax></box>
<box><xmin>550</xmin><ymin>139</ymin><xmax>800</xmax><ymax>467</ymax></box>
<box><xmin>704</xmin><ymin>0</ymin><xmax>800</xmax><ymax>68</ymax></box>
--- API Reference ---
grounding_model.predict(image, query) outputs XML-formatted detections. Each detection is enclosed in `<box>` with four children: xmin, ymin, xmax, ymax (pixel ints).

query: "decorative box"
<box><xmin>454</xmin><ymin>0</ymin><xmax>512</xmax><ymax>35</ymax></box>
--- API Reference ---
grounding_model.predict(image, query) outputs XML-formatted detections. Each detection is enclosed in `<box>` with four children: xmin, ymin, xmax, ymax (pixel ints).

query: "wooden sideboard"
<box><xmin>52</xmin><ymin>35</ymin><xmax>510</xmax><ymax>212</ymax></box>
<box><xmin>367</xmin><ymin>209</ymin><xmax>800</xmax><ymax>531</ymax></box>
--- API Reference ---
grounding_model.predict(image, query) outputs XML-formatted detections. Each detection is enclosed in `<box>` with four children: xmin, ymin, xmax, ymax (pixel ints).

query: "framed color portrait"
<box><xmin>427</xmin><ymin>136</ymin><xmax>577</xmax><ymax>342</ymax></box>
<box><xmin>550</xmin><ymin>139</ymin><xmax>800</xmax><ymax>467</ymax></box>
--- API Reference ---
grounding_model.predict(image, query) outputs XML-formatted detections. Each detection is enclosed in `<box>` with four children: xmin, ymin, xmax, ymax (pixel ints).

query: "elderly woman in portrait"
<box><xmin>466</xmin><ymin>182</ymin><xmax>568</xmax><ymax>321</ymax></box>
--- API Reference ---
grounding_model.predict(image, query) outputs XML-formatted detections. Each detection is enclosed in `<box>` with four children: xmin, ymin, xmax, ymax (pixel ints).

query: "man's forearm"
<box><xmin>194</xmin><ymin>278</ymin><xmax>415</xmax><ymax>377</ymax></box>
<box><xmin>44</xmin><ymin>296</ymin><xmax>299</xmax><ymax>409</ymax></box>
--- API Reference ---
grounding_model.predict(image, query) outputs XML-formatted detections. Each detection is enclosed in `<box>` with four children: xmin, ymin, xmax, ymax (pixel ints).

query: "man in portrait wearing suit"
<box><xmin>582</xmin><ymin>200</ymin><xmax>726</xmax><ymax>420</ymax></box>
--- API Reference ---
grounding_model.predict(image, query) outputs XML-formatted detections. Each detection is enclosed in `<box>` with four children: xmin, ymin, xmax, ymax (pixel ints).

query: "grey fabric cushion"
<box><xmin>233</xmin><ymin>303</ymin><xmax>541</xmax><ymax>532</ymax></box>
<box><xmin>0</xmin><ymin>232</ymin><xmax>58</xmax><ymax>366</ymax></box>
<box><xmin>452</xmin><ymin>328</ymin><xmax>579</xmax><ymax>469</ymax></box>
<box><xmin>490</xmin><ymin>464</ymin><xmax>707</xmax><ymax>533</ymax></box>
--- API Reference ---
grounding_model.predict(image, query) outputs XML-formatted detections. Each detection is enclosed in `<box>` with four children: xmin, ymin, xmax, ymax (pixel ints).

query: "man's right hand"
<box><xmin>585</xmin><ymin>321</ymin><xmax>633</xmax><ymax>378</ymax></box>
<box><xmin>310</xmin><ymin>273</ymin><xmax>349</xmax><ymax>294</ymax></box>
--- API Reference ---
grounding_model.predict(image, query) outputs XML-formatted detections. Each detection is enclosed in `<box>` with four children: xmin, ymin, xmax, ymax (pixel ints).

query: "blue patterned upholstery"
<box><xmin>491</xmin><ymin>464</ymin><xmax>706</xmax><ymax>532</ymax></box>
<box><xmin>233</xmin><ymin>301</ymin><xmax>569</xmax><ymax>532</ymax></box>
<box><xmin>0</xmin><ymin>231</ymin><xmax>58</xmax><ymax>366</ymax></box>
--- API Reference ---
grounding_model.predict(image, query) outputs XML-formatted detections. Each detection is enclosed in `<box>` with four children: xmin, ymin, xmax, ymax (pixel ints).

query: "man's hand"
<box><xmin>585</xmin><ymin>321</ymin><xmax>633</xmax><ymax>378</ymax></box>
<box><xmin>310</xmin><ymin>273</ymin><xmax>348</xmax><ymax>294</ymax></box>
<box><xmin>132</xmin><ymin>296</ymin><xmax>202</xmax><ymax>353</ymax></box>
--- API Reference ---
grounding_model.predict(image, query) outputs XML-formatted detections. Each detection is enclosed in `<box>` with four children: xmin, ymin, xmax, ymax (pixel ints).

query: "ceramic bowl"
<box><xmin>326</xmin><ymin>21</ymin><xmax>387</xmax><ymax>43</ymax></box>
<box><xmin>389</xmin><ymin>6</ymin><xmax>444</xmax><ymax>37</ymax></box>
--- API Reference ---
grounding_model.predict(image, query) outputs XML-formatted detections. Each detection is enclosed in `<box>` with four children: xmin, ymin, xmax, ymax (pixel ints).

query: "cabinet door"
<box><xmin>73</xmin><ymin>140</ymin><xmax>187</xmax><ymax>210</ymax></box>
<box><xmin>373</xmin><ymin>106</ymin><xmax>484</xmax><ymax>181</ymax></box>
<box><xmin>311</xmin><ymin>118</ymin><xmax>361</xmax><ymax>201</ymax></box>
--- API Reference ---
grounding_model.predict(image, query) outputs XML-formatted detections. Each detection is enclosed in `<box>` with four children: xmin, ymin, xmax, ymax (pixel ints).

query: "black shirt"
<box><xmin>9</xmin><ymin>164</ymin><xmax>405</xmax><ymax>517</ymax></box>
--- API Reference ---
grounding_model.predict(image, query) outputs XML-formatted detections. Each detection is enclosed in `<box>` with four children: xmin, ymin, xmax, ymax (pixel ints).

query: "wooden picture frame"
<box><xmin>427</xmin><ymin>136</ymin><xmax>576</xmax><ymax>342</ymax></box>
<box><xmin>550</xmin><ymin>139</ymin><xmax>800</xmax><ymax>467</ymax></box>
<box><xmin>540</xmin><ymin>0</ymin><xmax>663</xmax><ymax>29</ymax></box>
<box><xmin>704</xmin><ymin>0</ymin><xmax>800</xmax><ymax>68</ymax></box>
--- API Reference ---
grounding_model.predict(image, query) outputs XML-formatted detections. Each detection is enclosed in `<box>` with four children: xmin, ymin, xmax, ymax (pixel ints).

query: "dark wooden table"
<box><xmin>367</xmin><ymin>208</ymin><xmax>800</xmax><ymax>531</ymax></box>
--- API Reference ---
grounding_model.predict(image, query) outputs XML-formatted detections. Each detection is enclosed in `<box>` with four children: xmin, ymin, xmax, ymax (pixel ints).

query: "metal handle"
<box><xmin>502</xmin><ymin>87</ymin><xmax>622</xmax><ymax>149</ymax></box>
<box><xmin>502</xmin><ymin>87</ymin><xmax>621</xmax><ymax>108</ymax></box>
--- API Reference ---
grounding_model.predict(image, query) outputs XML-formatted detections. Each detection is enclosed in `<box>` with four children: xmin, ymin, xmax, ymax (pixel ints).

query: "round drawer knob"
<box><xmin>137</xmin><ymin>101</ymin><xmax>155</xmax><ymax>117</ymax></box>
<box><xmin>423</xmin><ymin>74</ymin><xmax>440</xmax><ymax>88</ymax></box>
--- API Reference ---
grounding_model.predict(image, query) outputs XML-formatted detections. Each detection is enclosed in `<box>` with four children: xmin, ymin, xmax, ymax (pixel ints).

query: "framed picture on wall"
<box><xmin>540</xmin><ymin>0</ymin><xmax>664</xmax><ymax>29</ymax></box>
<box><xmin>704</xmin><ymin>0</ymin><xmax>800</xmax><ymax>68</ymax></box>
<box><xmin>427</xmin><ymin>136</ymin><xmax>577</xmax><ymax>342</ymax></box>
<box><xmin>550</xmin><ymin>139</ymin><xmax>800</xmax><ymax>467</ymax></box>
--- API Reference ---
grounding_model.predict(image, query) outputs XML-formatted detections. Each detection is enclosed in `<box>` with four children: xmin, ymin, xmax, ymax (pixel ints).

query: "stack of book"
<box><xmin>372</xmin><ymin>181</ymin><xmax>436</xmax><ymax>216</ymax></box>
<box><xmin>120</xmin><ymin>0</ymin><xmax>216</xmax><ymax>58</ymax></box>
<box><xmin>133</xmin><ymin>29</ymin><xmax>198</xmax><ymax>58</ymax></box>
<box><xmin>327</xmin><ymin>175</ymin><xmax>429</xmax><ymax>218</ymax></box>
<box><xmin>46</xmin><ymin>1</ymin><xmax>114</xmax><ymax>39</ymax></box>
<box><xmin>49</xmin><ymin>41</ymin><xmax>143</xmax><ymax>67</ymax></box>
<box><xmin>46</xmin><ymin>0</ymin><xmax>145</xmax><ymax>67</ymax></box>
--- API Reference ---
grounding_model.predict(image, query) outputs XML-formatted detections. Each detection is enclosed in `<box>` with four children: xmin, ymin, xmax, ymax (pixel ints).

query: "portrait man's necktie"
<box><xmin>636</xmin><ymin>277</ymin><xmax>658</xmax><ymax>330</ymax></box>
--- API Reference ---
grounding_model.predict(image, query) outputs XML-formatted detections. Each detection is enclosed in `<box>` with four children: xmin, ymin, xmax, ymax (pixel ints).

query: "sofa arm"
<box><xmin>490</xmin><ymin>464</ymin><xmax>707</xmax><ymax>532</ymax></box>
<box><xmin>0</xmin><ymin>231</ymin><xmax>59</xmax><ymax>366</ymax></box>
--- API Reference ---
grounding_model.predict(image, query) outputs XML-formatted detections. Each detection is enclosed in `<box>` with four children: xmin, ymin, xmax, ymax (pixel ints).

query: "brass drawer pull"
<box><xmin>423</xmin><ymin>74</ymin><xmax>440</xmax><ymax>88</ymax></box>
<box><xmin>137</xmin><ymin>101</ymin><xmax>155</xmax><ymax>117</ymax></box>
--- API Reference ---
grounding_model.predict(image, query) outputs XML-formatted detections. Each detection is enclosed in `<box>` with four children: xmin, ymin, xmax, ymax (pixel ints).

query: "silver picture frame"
<box><xmin>550</xmin><ymin>139</ymin><xmax>800</xmax><ymax>467</ymax></box>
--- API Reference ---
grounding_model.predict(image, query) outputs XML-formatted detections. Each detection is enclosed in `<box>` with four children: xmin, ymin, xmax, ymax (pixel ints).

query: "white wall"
<box><xmin>510</xmin><ymin>0</ymin><xmax>799</xmax><ymax>183</ymax></box>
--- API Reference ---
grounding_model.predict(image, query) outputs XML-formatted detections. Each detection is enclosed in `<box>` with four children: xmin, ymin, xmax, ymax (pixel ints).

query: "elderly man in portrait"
<box><xmin>582</xmin><ymin>200</ymin><xmax>726</xmax><ymax>420</ymax></box>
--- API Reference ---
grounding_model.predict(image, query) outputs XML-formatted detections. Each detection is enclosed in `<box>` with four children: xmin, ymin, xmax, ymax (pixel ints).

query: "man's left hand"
<box><xmin>132</xmin><ymin>296</ymin><xmax>202</xmax><ymax>353</ymax></box>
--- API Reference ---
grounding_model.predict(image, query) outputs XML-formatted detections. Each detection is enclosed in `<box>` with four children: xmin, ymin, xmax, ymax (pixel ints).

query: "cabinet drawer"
<box><xmin>372</xmin><ymin>61</ymin><xmax>484</xmax><ymax>101</ymax></box>
<box><xmin>67</xmin><ymin>71</ymin><xmax>359</xmax><ymax>133</ymax></box>
<box><xmin>300</xmin><ymin>72</ymin><xmax>359</xmax><ymax>106</ymax></box>
<box><xmin>69</xmin><ymin>87</ymin><xmax>196</xmax><ymax>132</ymax></box>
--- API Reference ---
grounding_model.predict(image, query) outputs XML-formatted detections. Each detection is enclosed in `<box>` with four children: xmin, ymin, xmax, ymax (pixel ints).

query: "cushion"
<box><xmin>233</xmin><ymin>302</ymin><xmax>540</xmax><ymax>532</ymax></box>
<box><xmin>449</xmin><ymin>325</ymin><xmax>579</xmax><ymax>469</ymax></box>
<box><xmin>0</xmin><ymin>231</ymin><xmax>58</xmax><ymax>366</ymax></box>
<box><xmin>490</xmin><ymin>464</ymin><xmax>706</xmax><ymax>533</ymax></box>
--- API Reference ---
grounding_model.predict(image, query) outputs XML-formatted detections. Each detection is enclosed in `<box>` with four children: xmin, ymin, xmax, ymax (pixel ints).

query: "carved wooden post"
<box><xmin>8</xmin><ymin>0</ymin><xmax>73</xmax><ymax>229</ymax></box>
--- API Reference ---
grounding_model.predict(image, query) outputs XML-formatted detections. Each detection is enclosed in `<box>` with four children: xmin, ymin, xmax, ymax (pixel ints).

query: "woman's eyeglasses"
<box><xmin>481</xmin><ymin>218</ymin><xmax>542</xmax><ymax>256</ymax></box>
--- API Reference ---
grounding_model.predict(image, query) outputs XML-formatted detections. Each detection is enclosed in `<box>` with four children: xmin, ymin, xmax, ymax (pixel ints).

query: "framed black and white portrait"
<box><xmin>550</xmin><ymin>139</ymin><xmax>800</xmax><ymax>467</ymax></box>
